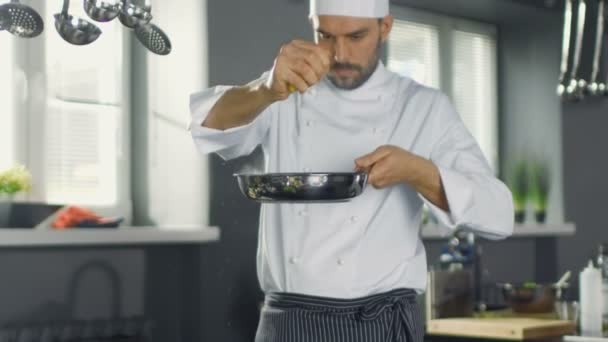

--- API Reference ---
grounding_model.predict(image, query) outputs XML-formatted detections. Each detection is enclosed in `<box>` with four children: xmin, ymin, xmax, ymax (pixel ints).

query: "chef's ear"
<box><xmin>379</xmin><ymin>15</ymin><xmax>393</xmax><ymax>43</ymax></box>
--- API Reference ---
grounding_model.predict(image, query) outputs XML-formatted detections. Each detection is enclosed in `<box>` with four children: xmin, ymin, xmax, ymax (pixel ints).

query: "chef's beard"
<box><xmin>327</xmin><ymin>38</ymin><xmax>382</xmax><ymax>90</ymax></box>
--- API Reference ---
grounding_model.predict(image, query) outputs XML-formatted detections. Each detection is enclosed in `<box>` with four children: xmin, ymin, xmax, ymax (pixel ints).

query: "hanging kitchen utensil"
<box><xmin>134</xmin><ymin>22</ymin><xmax>171</xmax><ymax>55</ymax></box>
<box><xmin>565</xmin><ymin>0</ymin><xmax>588</xmax><ymax>101</ymax></box>
<box><xmin>83</xmin><ymin>0</ymin><xmax>120</xmax><ymax>22</ymax></box>
<box><xmin>0</xmin><ymin>0</ymin><xmax>43</xmax><ymax>38</ymax></box>
<box><xmin>55</xmin><ymin>0</ymin><xmax>102</xmax><ymax>45</ymax></box>
<box><xmin>234</xmin><ymin>172</ymin><xmax>368</xmax><ymax>203</ymax></box>
<box><xmin>586</xmin><ymin>0</ymin><xmax>605</xmax><ymax>96</ymax></box>
<box><xmin>118</xmin><ymin>0</ymin><xmax>151</xmax><ymax>29</ymax></box>
<box><xmin>557</xmin><ymin>0</ymin><xmax>574</xmax><ymax>98</ymax></box>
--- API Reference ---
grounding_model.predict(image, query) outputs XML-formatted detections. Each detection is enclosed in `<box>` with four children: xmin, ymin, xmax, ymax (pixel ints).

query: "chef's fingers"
<box><xmin>354</xmin><ymin>165</ymin><xmax>370</xmax><ymax>174</ymax></box>
<box><xmin>289</xmin><ymin>58</ymin><xmax>320</xmax><ymax>88</ymax></box>
<box><xmin>355</xmin><ymin>147</ymin><xmax>391</xmax><ymax>169</ymax></box>
<box><xmin>292</xmin><ymin>40</ymin><xmax>333</xmax><ymax>64</ymax></box>
<box><xmin>280</xmin><ymin>41</ymin><xmax>330</xmax><ymax>87</ymax></box>
<box><xmin>281</xmin><ymin>67</ymin><xmax>310</xmax><ymax>93</ymax></box>
<box><xmin>367</xmin><ymin>162</ymin><xmax>389</xmax><ymax>189</ymax></box>
<box><xmin>301</xmin><ymin>53</ymin><xmax>328</xmax><ymax>81</ymax></box>
<box><xmin>291</xmin><ymin>42</ymin><xmax>332</xmax><ymax>76</ymax></box>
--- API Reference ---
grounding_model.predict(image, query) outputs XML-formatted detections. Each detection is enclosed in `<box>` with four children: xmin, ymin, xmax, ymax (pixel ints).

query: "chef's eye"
<box><xmin>318</xmin><ymin>32</ymin><xmax>333</xmax><ymax>40</ymax></box>
<box><xmin>348</xmin><ymin>33</ymin><xmax>365</xmax><ymax>41</ymax></box>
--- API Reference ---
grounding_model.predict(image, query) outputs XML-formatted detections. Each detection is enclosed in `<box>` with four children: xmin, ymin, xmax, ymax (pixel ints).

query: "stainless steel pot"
<box><xmin>234</xmin><ymin>172</ymin><xmax>368</xmax><ymax>203</ymax></box>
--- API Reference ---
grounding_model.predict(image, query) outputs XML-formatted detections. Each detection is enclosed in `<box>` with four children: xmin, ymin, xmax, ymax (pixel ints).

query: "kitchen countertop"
<box><xmin>0</xmin><ymin>226</ymin><xmax>220</xmax><ymax>247</ymax></box>
<box><xmin>563</xmin><ymin>336</ymin><xmax>608</xmax><ymax>341</ymax></box>
<box><xmin>427</xmin><ymin>318</ymin><xmax>576</xmax><ymax>341</ymax></box>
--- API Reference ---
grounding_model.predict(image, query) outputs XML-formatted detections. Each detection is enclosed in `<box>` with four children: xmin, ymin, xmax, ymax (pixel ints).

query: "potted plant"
<box><xmin>507</xmin><ymin>159</ymin><xmax>528</xmax><ymax>224</ymax></box>
<box><xmin>0</xmin><ymin>165</ymin><xmax>32</xmax><ymax>227</ymax></box>
<box><xmin>529</xmin><ymin>160</ymin><xmax>550</xmax><ymax>224</ymax></box>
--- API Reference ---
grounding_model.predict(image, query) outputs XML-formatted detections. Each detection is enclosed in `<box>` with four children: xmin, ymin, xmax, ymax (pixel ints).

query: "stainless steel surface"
<box><xmin>83</xmin><ymin>0</ymin><xmax>120</xmax><ymax>22</ymax></box>
<box><xmin>0</xmin><ymin>0</ymin><xmax>43</xmax><ymax>38</ymax></box>
<box><xmin>55</xmin><ymin>0</ymin><xmax>102</xmax><ymax>45</ymax></box>
<box><xmin>118</xmin><ymin>0</ymin><xmax>151</xmax><ymax>28</ymax></box>
<box><xmin>234</xmin><ymin>172</ymin><xmax>368</xmax><ymax>202</ymax></box>
<box><xmin>587</xmin><ymin>0</ymin><xmax>605</xmax><ymax>96</ymax></box>
<box><xmin>134</xmin><ymin>23</ymin><xmax>171</xmax><ymax>55</ymax></box>
<box><xmin>557</xmin><ymin>0</ymin><xmax>573</xmax><ymax>98</ymax></box>
<box><xmin>565</xmin><ymin>0</ymin><xmax>587</xmax><ymax>101</ymax></box>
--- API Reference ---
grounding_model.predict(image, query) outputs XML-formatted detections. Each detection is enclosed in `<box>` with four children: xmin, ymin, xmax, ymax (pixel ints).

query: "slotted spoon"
<box><xmin>134</xmin><ymin>22</ymin><xmax>171</xmax><ymax>55</ymax></box>
<box><xmin>0</xmin><ymin>0</ymin><xmax>43</xmax><ymax>38</ymax></box>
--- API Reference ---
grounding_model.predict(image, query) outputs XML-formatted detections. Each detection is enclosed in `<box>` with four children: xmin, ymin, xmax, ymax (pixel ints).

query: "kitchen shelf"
<box><xmin>0</xmin><ymin>226</ymin><xmax>220</xmax><ymax>247</ymax></box>
<box><xmin>421</xmin><ymin>223</ymin><xmax>576</xmax><ymax>240</ymax></box>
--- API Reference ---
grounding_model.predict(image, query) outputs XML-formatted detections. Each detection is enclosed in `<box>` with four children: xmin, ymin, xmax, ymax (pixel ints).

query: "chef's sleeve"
<box><xmin>188</xmin><ymin>83</ymin><xmax>275</xmax><ymax>161</ymax></box>
<box><xmin>421</xmin><ymin>94</ymin><xmax>514</xmax><ymax>240</ymax></box>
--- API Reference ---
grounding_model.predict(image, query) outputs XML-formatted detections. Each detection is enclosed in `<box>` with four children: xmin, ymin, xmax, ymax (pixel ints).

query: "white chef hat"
<box><xmin>309</xmin><ymin>0</ymin><xmax>389</xmax><ymax>18</ymax></box>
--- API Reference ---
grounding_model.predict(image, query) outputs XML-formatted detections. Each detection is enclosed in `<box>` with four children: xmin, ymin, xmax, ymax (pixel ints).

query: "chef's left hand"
<box><xmin>354</xmin><ymin>145</ymin><xmax>422</xmax><ymax>189</ymax></box>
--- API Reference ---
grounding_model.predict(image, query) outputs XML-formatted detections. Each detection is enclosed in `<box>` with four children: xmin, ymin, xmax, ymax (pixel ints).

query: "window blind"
<box><xmin>386</xmin><ymin>12</ymin><xmax>498</xmax><ymax>172</ymax></box>
<box><xmin>387</xmin><ymin>20</ymin><xmax>440</xmax><ymax>89</ymax></box>
<box><xmin>452</xmin><ymin>29</ymin><xmax>498</xmax><ymax>170</ymax></box>
<box><xmin>41</xmin><ymin>0</ymin><xmax>124</xmax><ymax>205</ymax></box>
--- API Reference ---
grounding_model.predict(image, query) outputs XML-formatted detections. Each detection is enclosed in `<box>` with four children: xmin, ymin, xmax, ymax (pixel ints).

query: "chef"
<box><xmin>189</xmin><ymin>0</ymin><xmax>514</xmax><ymax>340</ymax></box>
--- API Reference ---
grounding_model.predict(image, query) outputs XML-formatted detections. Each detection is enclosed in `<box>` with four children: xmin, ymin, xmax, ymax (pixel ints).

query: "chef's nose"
<box><xmin>333</xmin><ymin>38</ymin><xmax>349</xmax><ymax>63</ymax></box>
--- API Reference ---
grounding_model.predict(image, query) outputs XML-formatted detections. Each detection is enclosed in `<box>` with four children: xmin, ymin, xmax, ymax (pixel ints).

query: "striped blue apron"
<box><xmin>255</xmin><ymin>288</ymin><xmax>424</xmax><ymax>342</ymax></box>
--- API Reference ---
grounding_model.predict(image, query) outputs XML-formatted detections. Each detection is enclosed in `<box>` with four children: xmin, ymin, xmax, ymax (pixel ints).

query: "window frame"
<box><xmin>1</xmin><ymin>4</ymin><xmax>133</xmax><ymax>220</ymax></box>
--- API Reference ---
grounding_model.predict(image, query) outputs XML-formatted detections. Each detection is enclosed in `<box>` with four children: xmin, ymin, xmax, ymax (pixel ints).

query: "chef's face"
<box><xmin>312</xmin><ymin>15</ymin><xmax>393</xmax><ymax>90</ymax></box>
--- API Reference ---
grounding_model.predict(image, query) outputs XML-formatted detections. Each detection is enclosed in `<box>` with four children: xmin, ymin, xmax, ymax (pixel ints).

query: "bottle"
<box><xmin>580</xmin><ymin>260</ymin><xmax>603</xmax><ymax>337</ymax></box>
<box><xmin>596</xmin><ymin>243</ymin><xmax>608</xmax><ymax>331</ymax></box>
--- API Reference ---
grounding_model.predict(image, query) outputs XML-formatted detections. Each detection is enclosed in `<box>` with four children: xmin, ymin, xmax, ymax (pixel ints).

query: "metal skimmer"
<box><xmin>134</xmin><ymin>22</ymin><xmax>171</xmax><ymax>55</ymax></box>
<box><xmin>0</xmin><ymin>0</ymin><xmax>43</xmax><ymax>38</ymax></box>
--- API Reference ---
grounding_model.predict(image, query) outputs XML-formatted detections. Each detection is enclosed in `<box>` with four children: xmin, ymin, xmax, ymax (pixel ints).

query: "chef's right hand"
<box><xmin>265</xmin><ymin>40</ymin><xmax>332</xmax><ymax>101</ymax></box>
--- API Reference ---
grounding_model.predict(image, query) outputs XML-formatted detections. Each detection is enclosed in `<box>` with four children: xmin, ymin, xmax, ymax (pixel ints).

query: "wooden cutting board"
<box><xmin>427</xmin><ymin>318</ymin><xmax>576</xmax><ymax>340</ymax></box>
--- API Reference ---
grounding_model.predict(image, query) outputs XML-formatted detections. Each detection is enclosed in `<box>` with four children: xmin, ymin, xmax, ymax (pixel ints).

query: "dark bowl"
<box><xmin>500</xmin><ymin>283</ymin><xmax>566</xmax><ymax>313</ymax></box>
<box><xmin>234</xmin><ymin>172</ymin><xmax>368</xmax><ymax>203</ymax></box>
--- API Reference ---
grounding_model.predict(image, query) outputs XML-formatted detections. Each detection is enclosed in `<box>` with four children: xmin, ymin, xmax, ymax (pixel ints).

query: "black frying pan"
<box><xmin>234</xmin><ymin>172</ymin><xmax>368</xmax><ymax>203</ymax></box>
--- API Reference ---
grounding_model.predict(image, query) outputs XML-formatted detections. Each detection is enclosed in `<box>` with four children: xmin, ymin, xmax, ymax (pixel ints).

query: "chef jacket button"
<box><xmin>350</xmin><ymin>216</ymin><xmax>358</xmax><ymax>223</ymax></box>
<box><xmin>337</xmin><ymin>258</ymin><xmax>345</xmax><ymax>266</ymax></box>
<box><xmin>289</xmin><ymin>257</ymin><xmax>299</xmax><ymax>264</ymax></box>
<box><xmin>298</xmin><ymin>210</ymin><xmax>308</xmax><ymax>217</ymax></box>
<box><xmin>305</xmin><ymin>120</ymin><xmax>313</xmax><ymax>127</ymax></box>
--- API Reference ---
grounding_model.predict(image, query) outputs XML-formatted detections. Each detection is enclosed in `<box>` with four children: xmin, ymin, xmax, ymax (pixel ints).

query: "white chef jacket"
<box><xmin>189</xmin><ymin>62</ymin><xmax>514</xmax><ymax>298</ymax></box>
